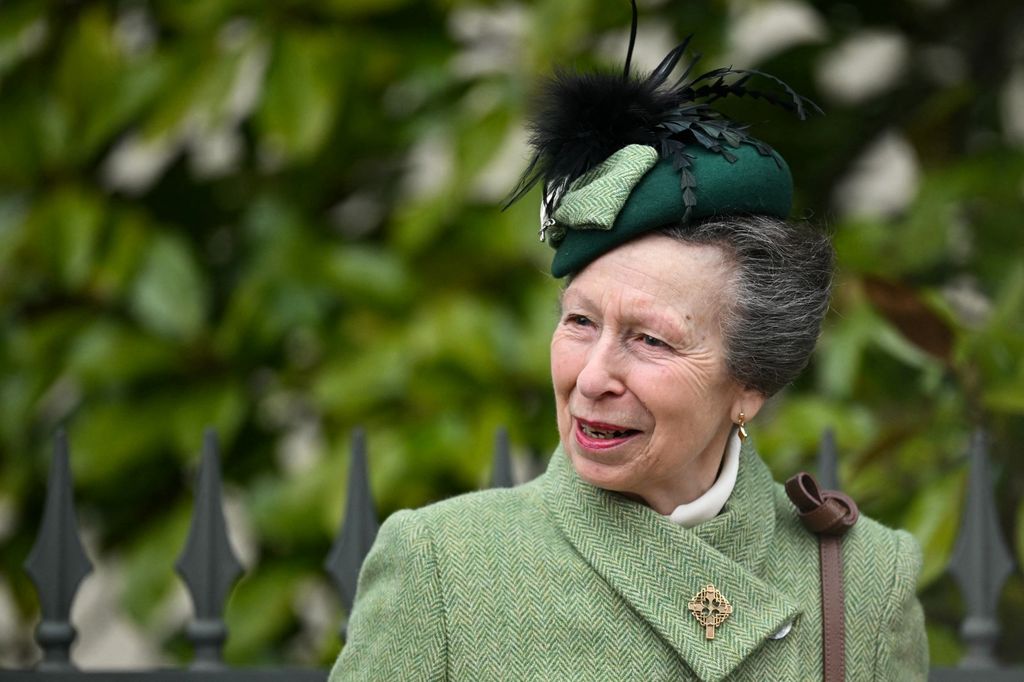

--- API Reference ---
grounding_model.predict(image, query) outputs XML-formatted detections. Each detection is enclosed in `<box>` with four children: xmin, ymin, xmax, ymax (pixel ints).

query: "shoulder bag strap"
<box><xmin>785</xmin><ymin>472</ymin><xmax>860</xmax><ymax>682</ymax></box>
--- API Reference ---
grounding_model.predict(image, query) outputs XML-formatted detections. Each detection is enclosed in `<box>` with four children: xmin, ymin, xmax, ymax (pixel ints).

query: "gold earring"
<box><xmin>737</xmin><ymin>412</ymin><xmax>748</xmax><ymax>442</ymax></box>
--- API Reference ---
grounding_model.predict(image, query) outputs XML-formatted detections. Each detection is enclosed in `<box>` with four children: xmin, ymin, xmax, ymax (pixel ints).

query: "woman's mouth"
<box><xmin>574</xmin><ymin>419</ymin><xmax>640</xmax><ymax>449</ymax></box>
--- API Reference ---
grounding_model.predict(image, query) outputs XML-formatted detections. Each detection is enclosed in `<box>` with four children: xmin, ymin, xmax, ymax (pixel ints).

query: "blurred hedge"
<box><xmin>0</xmin><ymin>0</ymin><xmax>1022</xmax><ymax>668</ymax></box>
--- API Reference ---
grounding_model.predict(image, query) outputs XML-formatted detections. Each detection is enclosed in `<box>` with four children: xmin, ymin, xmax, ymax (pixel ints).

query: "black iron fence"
<box><xmin>0</xmin><ymin>428</ymin><xmax>1020</xmax><ymax>680</ymax></box>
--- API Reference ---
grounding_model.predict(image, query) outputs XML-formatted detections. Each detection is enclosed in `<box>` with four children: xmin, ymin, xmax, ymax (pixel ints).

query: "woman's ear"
<box><xmin>732</xmin><ymin>386</ymin><xmax>766</xmax><ymax>424</ymax></box>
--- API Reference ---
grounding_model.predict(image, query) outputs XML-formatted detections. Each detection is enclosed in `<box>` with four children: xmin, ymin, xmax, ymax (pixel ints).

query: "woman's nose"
<box><xmin>576</xmin><ymin>338</ymin><xmax>626</xmax><ymax>399</ymax></box>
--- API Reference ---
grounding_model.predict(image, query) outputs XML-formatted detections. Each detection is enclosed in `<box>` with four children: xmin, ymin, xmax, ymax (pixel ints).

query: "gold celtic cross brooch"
<box><xmin>688</xmin><ymin>584</ymin><xmax>733</xmax><ymax>640</ymax></box>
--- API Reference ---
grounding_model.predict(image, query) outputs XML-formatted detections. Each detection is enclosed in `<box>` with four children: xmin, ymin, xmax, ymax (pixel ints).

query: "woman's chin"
<box><xmin>567</xmin><ymin>446</ymin><xmax>634</xmax><ymax>492</ymax></box>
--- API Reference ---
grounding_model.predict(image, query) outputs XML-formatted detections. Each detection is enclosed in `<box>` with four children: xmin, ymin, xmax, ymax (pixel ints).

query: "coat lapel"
<box><xmin>544</xmin><ymin>445</ymin><xmax>801</xmax><ymax>682</ymax></box>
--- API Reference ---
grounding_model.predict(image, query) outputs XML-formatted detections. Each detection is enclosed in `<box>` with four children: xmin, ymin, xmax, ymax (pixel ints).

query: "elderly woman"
<box><xmin>330</xmin><ymin>13</ymin><xmax>928</xmax><ymax>682</ymax></box>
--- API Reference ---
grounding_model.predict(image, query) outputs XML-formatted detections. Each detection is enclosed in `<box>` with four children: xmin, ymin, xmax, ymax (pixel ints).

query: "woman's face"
<box><xmin>550</xmin><ymin>233</ymin><xmax>763</xmax><ymax>514</ymax></box>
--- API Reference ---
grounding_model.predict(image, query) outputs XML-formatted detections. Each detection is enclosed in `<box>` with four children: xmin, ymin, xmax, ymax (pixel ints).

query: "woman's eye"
<box><xmin>641</xmin><ymin>334</ymin><xmax>667</xmax><ymax>348</ymax></box>
<box><xmin>566</xmin><ymin>314</ymin><xmax>592</xmax><ymax>327</ymax></box>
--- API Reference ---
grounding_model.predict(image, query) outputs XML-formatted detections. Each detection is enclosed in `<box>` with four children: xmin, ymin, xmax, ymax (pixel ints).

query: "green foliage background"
<box><xmin>1</xmin><ymin>0</ymin><xmax>1023</xmax><ymax>668</ymax></box>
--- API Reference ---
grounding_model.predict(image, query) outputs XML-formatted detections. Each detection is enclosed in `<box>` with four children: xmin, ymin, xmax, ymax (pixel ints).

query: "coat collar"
<box><xmin>543</xmin><ymin>443</ymin><xmax>801</xmax><ymax>682</ymax></box>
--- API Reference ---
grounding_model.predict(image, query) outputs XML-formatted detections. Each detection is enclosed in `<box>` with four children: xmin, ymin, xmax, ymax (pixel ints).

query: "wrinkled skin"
<box><xmin>551</xmin><ymin>234</ymin><xmax>765</xmax><ymax>514</ymax></box>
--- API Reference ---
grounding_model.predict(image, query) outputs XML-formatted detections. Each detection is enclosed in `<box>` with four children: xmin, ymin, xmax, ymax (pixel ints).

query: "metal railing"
<box><xmin>0</xmin><ymin>427</ymin><xmax>1019</xmax><ymax>680</ymax></box>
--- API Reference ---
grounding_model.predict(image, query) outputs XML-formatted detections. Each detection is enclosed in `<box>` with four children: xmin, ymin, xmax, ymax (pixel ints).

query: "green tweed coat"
<box><xmin>330</xmin><ymin>444</ymin><xmax>928</xmax><ymax>681</ymax></box>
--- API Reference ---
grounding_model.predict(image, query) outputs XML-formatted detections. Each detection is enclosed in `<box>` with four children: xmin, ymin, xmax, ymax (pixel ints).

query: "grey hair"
<box><xmin>660</xmin><ymin>215</ymin><xmax>834</xmax><ymax>397</ymax></box>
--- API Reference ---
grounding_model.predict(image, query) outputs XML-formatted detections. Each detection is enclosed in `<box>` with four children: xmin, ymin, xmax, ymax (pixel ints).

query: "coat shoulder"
<box><xmin>769</xmin><ymin>481</ymin><xmax>921</xmax><ymax>597</ymax></box>
<box><xmin>768</xmin><ymin>480</ymin><xmax>927</xmax><ymax>680</ymax></box>
<box><xmin>768</xmin><ymin>481</ymin><xmax>922</xmax><ymax>592</ymax></box>
<box><xmin>397</xmin><ymin>475</ymin><xmax>551</xmax><ymax>545</ymax></box>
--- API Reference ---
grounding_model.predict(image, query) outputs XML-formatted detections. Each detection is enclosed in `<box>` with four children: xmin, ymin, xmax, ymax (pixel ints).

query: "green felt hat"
<box><xmin>504</xmin><ymin>9</ymin><xmax>816</xmax><ymax>278</ymax></box>
<box><xmin>547</xmin><ymin>143</ymin><xmax>793</xmax><ymax>278</ymax></box>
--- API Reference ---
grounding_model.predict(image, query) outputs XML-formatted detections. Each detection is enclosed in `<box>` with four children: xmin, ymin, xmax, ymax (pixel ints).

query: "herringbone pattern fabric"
<box><xmin>553</xmin><ymin>144</ymin><xmax>659</xmax><ymax>229</ymax></box>
<box><xmin>329</xmin><ymin>445</ymin><xmax>928</xmax><ymax>681</ymax></box>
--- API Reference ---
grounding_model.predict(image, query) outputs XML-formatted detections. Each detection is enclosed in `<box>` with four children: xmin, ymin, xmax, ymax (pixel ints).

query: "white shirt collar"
<box><xmin>665</xmin><ymin>430</ymin><xmax>740</xmax><ymax>528</ymax></box>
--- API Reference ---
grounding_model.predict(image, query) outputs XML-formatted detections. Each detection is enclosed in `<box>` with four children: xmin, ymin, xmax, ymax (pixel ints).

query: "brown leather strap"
<box><xmin>785</xmin><ymin>472</ymin><xmax>859</xmax><ymax>535</ymax></box>
<box><xmin>785</xmin><ymin>472</ymin><xmax>859</xmax><ymax>682</ymax></box>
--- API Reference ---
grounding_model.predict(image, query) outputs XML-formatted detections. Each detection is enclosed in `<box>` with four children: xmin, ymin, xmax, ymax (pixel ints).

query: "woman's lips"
<box><xmin>574</xmin><ymin>418</ymin><xmax>640</xmax><ymax>450</ymax></box>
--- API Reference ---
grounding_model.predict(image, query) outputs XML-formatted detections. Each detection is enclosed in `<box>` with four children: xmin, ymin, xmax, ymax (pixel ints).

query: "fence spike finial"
<box><xmin>24</xmin><ymin>429</ymin><xmax>93</xmax><ymax>670</ymax></box>
<box><xmin>817</xmin><ymin>428</ymin><xmax>839</xmax><ymax>491</ymax></box>
<box><xmin>325</xmin><ymin>427</ymin><xmax>379</xmax><ymax>642</ymax></box>
<box><xmin>490</xmin><ymin>426</ymin><xmax>514</xmax><ymax>489</ymax></box>
<box><xmin>175</xmin><ymin>428</ymin><xmax>244</xmax><ymax>669</ymax></box>
<box><xmin>948</xmin><ymin>428</ymin><xmax>1014</xmax><ymax>669</ymax></box>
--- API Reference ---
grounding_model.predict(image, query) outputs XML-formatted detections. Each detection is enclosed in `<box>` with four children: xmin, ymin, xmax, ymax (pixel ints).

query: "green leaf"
<box><xmin>925</xmin><ymin>622</ymin><xmax>963</xmax><ymax>667</ymax></box>
<box><xmin>983</xmin><ymin>383</ymin><xmax>1024</xmax><ymax>414</ymax></box>
<box><xmin>54</xmin><ymin>6</ymin><xmax>124</xmax><ymax>163</ymax></box>
<box><xmin>81</xmin><ymin>50</ymin><xmax>174</xmax><ymax>161</ymax></box>
<box><xmin>0</xmin><ymin>85</ymin><xmax>50</xmax><ymax>180</ymax></box>
<box><xmin>986</xmin><ymin>262</ymin><xmax>1024</xmax><ymax>331</ymax></box>
<box><xmin>901</xmin><ymin>467</ymin><xmax>967</xmax><ymax>588</ymax></box>
<box><xmin>224</xmin><ymin>565</ymin><xmax>308</xmax><ymax>664</ymax></box>
<box><xmin>961</xmin><ymin>263</ymin><xmax>1024</xmax><ymax>413</ymax></box>
<box><xmin>313</xmin><ymin>340</ymin><xmax>412</xmax><ymax>416</ymax></box>
<box><xmin>91</xmin><ymin>208</ymin><xmax>151</xmax><ymax>301</ymax></box>
<box><xmin>64</xmin><ymin>320</ymin><xmax>179</xmax><ymax>389</ymax></box>
<box><xmin>170</xmin><ymin>381</ymin><xmax>247</xmax><ymax>455</ymax></box>
<box><xmin>453</xmin><ymin>93</ymin><xmax>512</xmax><ymax>182</ymax></box>
<box><xmin>322</xmin><ymin>0</ymin><xmax>415</xmax><ymax>16</ymax></box>
<box><xmin>755</xmin><ymin>396</ymin><xmax>877</xmax><ymax>475</ymax></box>
<box><xmin>248</xmin><ymin>452</ymin><xmax>346</xmax><ymax>550</ymax></box>
<box><xmin>816</xmin><ymin>296</ymin><xmax>873</xmax><ymax>398</ymax></box>
<box><xmin>71</xmin><ymin>397</ymin><xmax>176</xmax><ymax>487</ymax></box>
<box><xmin>156</xmin><ymin>0</ymin><xmax>242</xmax><ymax>31</ymax></box>
<box><xmin>256</xmin><ymin>31</ymin><xmax>345</xmax><ymax>162</ymax></box>
<box><xmin>121</xmin><ymin>503</ymin><xmax>192</xmax><ymax>624</ymax></box>
<box><xmin>325</xmin><ymin>245</ymin><xmax>411</xmax><ymax>306</ymax></box>
<box><xmin>27</xmin><ymin>186</ymin><xmax>106</xmax><ymax>289</ymax></box>
<box><xmin>390</xmin><ymin>193</ymin><xmax>457</xmax><ymax>255</ymax></box>
<box><xmin>129</xmin><ymin>234</ymin><xmax>208</xmax><ymax>340</ymax></box>
<box><xmin>0</xmin><ymin>2</ymin><xmax>47</xmax><ymax>83</ymax></box>
<box><xmin>71</xmin><ymin>381</ymin><xmax>243</xmax><ymax>488</ymax></box>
